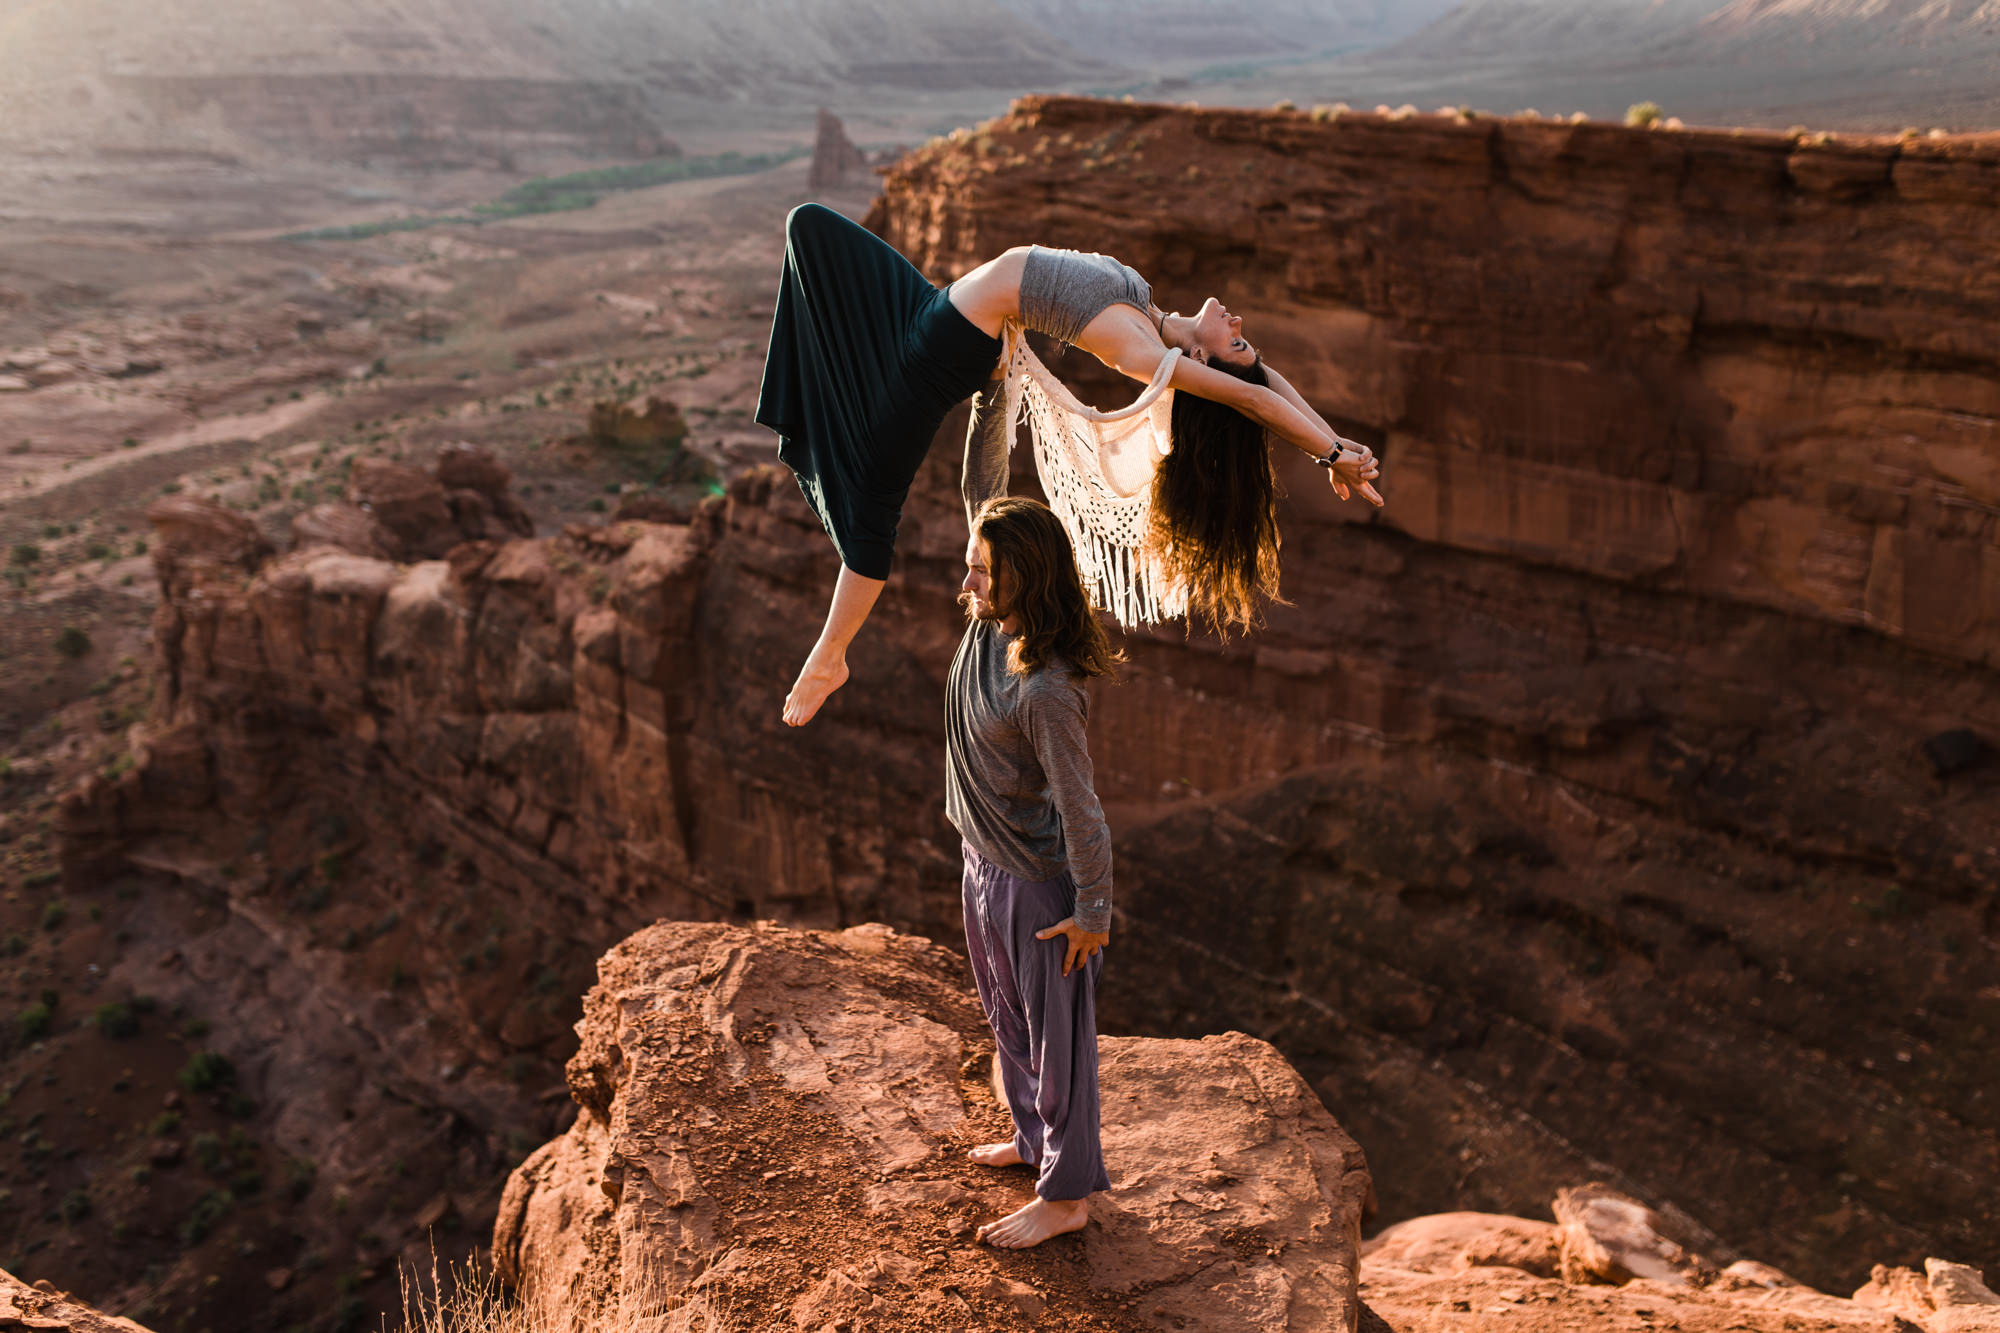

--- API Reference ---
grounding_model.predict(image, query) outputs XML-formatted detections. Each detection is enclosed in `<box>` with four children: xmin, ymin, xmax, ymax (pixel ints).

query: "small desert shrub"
<box><xmin>192</xmin><ymin>1131</ymin><xmax>225</xmax><ymax>1171</ymax></box>
<box><xmin>15</xmin><ymin>1003</ymin><xmax>52</xmax><ymax>1041</ymax></box>
<box><xmin>1626</xmin><ymin>101</ymin><xmax>1663</xmax><ymax>128</ymax></box>
<box><xmin>40</xmin><ymin>900</ymin><xmax>66</xmax><ymax>931</ymax></box>
<box><xmin>180</xmin><ymin>1189</ymin><xmax>233</xmax><ymax>1245</ymax></box>
<box><xmin>54</xmin><ymin>626</ymin><xmax>91</xmax><ymax>658</ymax></box>
<box><xmin>177</xmin><ymin>1050</ymin><xmax>236</xmax><ymax>1093</ymax></box>
<box><xmin>93</xmin><ymin>1001</ymin><xmax>139</xmax><ymax>1038</ymax></box>
<box><xmin>60</xmin><ymin>1188</ymin><xmax>91</xmax><ymax>1222</ymax></box>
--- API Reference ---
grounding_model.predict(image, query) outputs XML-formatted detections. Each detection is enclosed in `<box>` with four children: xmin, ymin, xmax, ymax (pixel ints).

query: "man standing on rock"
<box><xmin>949</xmin><ymin>493</ymin><xmax>1120</xmax><ymax>1248</ymax></box>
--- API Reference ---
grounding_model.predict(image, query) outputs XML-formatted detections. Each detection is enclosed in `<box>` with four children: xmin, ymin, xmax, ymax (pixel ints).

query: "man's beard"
<box><xmin>957</xmin><ymin>589</ymin><xmax>1008</xmax><ymax>624</ymax></box>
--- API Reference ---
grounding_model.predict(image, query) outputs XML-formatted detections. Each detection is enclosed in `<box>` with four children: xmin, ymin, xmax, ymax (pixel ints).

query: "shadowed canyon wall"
<box><xmin>867</xmin><ymin>96</ymin><xmax>2000</xmax><ymax>1287</ymax></box>
<box><xmin>54</xmin><ymin>97</ymin><xmax>2000</xmax><ymax>1307</ymax></box>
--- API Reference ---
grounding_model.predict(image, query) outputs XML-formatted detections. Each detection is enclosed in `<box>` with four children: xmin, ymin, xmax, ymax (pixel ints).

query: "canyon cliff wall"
<box><xmin>50</xmin><ymin>96</ymin><xmax>2000</xmax><ymax>1310</ymax></box>
<box><xmin>863</xmin><ymin>96</ymin><xmax>2000</xmax><ymax>1289</ymax></box>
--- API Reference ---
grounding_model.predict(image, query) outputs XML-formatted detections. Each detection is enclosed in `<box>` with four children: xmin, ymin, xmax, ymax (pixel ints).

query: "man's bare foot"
<box><xmin>967</xmin><ymin>1142</ymin><xmax>1026</xmax><ymax>1167</ymax></box>
<box><xmin>976</xmin><ymin>1197</ymin><xmax>1087</xmax><ymax>1249</ymax></box>
<box><xmin>782</xmin><ymin>649</ymin><xmax>849</xmax><ymax>727</ymax></box>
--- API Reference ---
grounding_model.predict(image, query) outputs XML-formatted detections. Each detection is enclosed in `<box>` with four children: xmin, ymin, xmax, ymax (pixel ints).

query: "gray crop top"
<box><xmin>1017</xmin><ymin>245</ymin><xmax>1160</xmax><ymax>347</ymax></box>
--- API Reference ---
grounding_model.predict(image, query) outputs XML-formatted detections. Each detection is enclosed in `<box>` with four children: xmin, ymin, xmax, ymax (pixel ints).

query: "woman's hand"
<box><xmin>1326</xmin><ymin>439</ymin><xmax>1384</xmax><ymax>507</ymax></box>
<box><xmin>1035</xmin><ymin>917</ymin><xmax>1110</xmax><ymax>977</ymax></box>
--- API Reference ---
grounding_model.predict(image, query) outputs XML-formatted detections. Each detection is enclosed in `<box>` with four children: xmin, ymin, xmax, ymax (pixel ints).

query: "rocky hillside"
<box><xmin>1392</xmin><ymin>0</ymin><xmax>1733</xmax><ymax>57</ymax></box>
<box><xmin>0</xmin><ymin>0</ymin><xmax>1104</xmax><ymax>165</ymax></box>
<box><xmin>991</xmin><ymin>0</ymin><xmax>1462</xmax><ymax>64</ymax></box>
<box><xmin>36</xmin><ymin>95</ymin><xmax>2000</xmax><ymax>1324</ymax></box>
<box><xmin>1397</xmin><ymin>0</ymin><xmax>2000</xmax><ymax>57</ymax></box>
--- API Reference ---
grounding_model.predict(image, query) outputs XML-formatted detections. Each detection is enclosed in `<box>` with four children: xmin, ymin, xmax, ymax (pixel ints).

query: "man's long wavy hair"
<box><xmin>965</xmin><ymin>497</ymin><xmax>1123</xmax><ymax>680</ymax></box>
<box><xmin>1149</xmin><ymin>355</ymin><xmax>1286</xmax><ymax>636</ymax></box>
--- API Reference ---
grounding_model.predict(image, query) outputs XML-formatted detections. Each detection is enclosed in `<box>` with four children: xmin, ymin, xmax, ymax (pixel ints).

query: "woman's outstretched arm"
<box><xmin>1168</xmin><ymin>358</ymin><xmax>1384</xmax><ymax>506</ymax></box>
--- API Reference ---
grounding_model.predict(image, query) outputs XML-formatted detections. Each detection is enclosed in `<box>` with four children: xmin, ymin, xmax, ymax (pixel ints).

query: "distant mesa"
<box><xmin>807</xmin><ymin>109</ymin><xmax>909</xmax><ymax>191</ymax></box>
<box><xmin>809</xmin><ymin>108</ymin><xmax>875</xmax><ymax>191</ymax></box>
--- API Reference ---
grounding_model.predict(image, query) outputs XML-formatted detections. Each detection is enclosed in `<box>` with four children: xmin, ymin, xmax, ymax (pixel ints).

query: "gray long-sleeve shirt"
<box><xmin>944</xmin><ymin>619</ymin><xmax>1113</xmax><ymax>934</ymax></box>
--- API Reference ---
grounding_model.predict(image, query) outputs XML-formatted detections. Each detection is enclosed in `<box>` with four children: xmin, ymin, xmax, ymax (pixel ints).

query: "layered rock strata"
<box><xmin>494</xmin><ymin>919</ymin><xmax>1372</xmax><ymax>1333</ymax></box>
<box><xmin>866</xmin><ymin>97</ymin><xmax>2000</xmax><ymax>1286</ymax></box>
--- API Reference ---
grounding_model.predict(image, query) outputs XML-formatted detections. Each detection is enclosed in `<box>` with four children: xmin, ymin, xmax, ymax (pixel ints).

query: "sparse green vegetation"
<box><xmin>180</xmin><ymin>1189</ymin><xmax>233</xmax><ymax>1245</ymax></box>
<box><xmin>282</xmin><ymin>147</ymin><xmax>808</xmax><ymax>243</ymax></box>
<box><xmin>92</xmin><ymin>1001</ymin><xmax>139</xmax><ymax>1038</ymax></box>
<box><xmin>1626</xmin><ymin>101</ymin><xmax>1663</xmax><ymax>128</ymax></box>
<box><xmin>177</xmin><ymin>1050</ymin><xmax>236</xmax><ymax>1093</ymax></box>
<box><xmin>40</xmin><ymin>899</ymin><xmax>66</xmax><ymax>931</ymax></box>
<box><xmin>16</xmin><ymin>1003</ymin><xmax>53</xmax><ymax>1041</ymax></box>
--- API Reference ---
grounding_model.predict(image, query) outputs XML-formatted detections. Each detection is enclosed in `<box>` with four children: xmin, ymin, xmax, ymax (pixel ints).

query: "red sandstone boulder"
<box><xmin>434</xmin><ymin>440</ymin><xmax>513</xmax><ymax>496</ymax></box>
<box><xmin>1554</xmin><ymin>1182</ymin><xmax>1713</xmax><ymax>1286</ymax></box>
<box><xmin>586</xmin><ymin>395</ymin><xmax>686</xmax><ymax>450</ymax></box>
<box><xmin>348</xmin><ymin>456</ymin><xmax>455</xmax><ymax>559</ymax></box>
<box><xmin>437</xmin><ymin>441</ymin><xmax>535</xmax><ymax>543</ymax></box>
<box><xmin>494</xmin><ymin>920</ymin><xmax>1372</xmax><ymax>1333</ymax></box>
<box><xmin>1855</xmin><ymin>1260</ymin><xmax>2000</xmax><ymax>1332</ymax></box>
<box><xmin>144</xmin><ymin>494</ymin><xmax>273</xmax><ymax>597</ymax></box>
<box><xmin>1362</xmin><ymin>1208</ymin><xmax>1919</xmax><ymax>1332</ymax></box>
<box><xmin>1362</xmin><ymin>1211</ymin><xmax>1562</xmax><ymax>1278</ymax></box>
<box><xmin>0</xmin><ymin>1269</ymin><xmax>157</xmax><ymax>1332</ymax></box>
<box><xmin>288</xmin><ymin>501</ymin><xmax>397</xmax><ymax>559</ymax></box>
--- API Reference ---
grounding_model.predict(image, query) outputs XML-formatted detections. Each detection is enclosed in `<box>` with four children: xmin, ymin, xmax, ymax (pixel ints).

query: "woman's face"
<box><xmin>1184</xmin><ymin>297</ymin><xmax>1257</xmax><ymax>368</ymax></box>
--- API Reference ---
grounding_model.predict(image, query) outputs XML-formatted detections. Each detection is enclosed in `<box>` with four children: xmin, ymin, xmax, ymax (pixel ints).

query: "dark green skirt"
<box><xmin>755</xmin><ymin>203</ymin><xmax>1003</xmax><ymax>579</ymax></box>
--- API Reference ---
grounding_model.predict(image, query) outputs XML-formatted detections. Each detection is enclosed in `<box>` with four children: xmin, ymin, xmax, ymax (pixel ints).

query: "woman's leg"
<box><xmin>783</xmin><ymin>564</ymin><xmax>885</xmax><ymax>727</ymax></box>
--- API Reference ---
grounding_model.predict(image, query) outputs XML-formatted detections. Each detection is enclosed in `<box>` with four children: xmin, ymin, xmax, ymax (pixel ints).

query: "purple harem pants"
<box><xmin>960</xmin><ymin>839</ymin><xmax>1111</xmax><ymax>1201</ymax></box>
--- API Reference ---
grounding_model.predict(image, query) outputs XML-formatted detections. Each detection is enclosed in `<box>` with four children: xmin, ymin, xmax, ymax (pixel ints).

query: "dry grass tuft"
<box><xmin>392</xmin><ymin>1249</ymin><xmax>728</xmax><ymax>1333</ymax></box>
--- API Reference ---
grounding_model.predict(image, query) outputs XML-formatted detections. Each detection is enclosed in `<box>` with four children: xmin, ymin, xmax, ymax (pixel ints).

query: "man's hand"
<box><xmin>1328</xmin><ymin>440</ymin><xmax>1384</xmax><ymax>507</ymax></box>
<box><xmin>1035</xmin><ymin>917</ymin><xmax>1110</xmax><ymax>977</ymax></box>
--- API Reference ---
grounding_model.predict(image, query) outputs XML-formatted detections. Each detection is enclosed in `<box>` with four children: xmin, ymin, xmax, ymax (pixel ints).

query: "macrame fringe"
<box><xmin>999</xmin><ymin>323</ymin><xmax>1189</xmax><ymax>631</ymax></box>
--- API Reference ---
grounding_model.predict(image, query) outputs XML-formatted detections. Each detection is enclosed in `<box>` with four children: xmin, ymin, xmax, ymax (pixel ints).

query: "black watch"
<box><xmin>1316</xmin><ymin>447</ymin><xmax>1344</xmax><ymax>469</ymax></box>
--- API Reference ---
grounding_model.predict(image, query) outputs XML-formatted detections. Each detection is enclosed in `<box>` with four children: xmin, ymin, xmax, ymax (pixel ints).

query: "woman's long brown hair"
<box><xmin>1149</xmin><ymin>355</ymin><xmax>1286</xmax><ymax>635</ymax></box>
<box><xmin>969</xmin><ymin>497</ymin><xmax>1123</xmax><ymax>680</ymax></box>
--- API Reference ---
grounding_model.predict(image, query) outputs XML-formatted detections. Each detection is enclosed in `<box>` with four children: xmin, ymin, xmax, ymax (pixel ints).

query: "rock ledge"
<box><xmin>494</xmin><ymin>919</ymin><xmax>1372</xmax><ymax>1332</ymax></box>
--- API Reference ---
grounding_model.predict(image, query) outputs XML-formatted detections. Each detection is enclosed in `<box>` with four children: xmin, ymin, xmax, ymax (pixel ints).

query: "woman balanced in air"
<box><xmin>755</xmin><ymin>202</ymin><xmax>1384</xmax><ymax>726</ymax></box>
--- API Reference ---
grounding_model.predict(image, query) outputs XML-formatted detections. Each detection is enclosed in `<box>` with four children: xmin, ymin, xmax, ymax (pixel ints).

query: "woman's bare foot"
<box><xmin>976</xmin><ymin>1197</ymin><xmax>1087</xmax><ymax>1249</ymax></box>
<box><xmin>782</xmin><ymin>648</ymin><xmax>849</xmax><ymax>727</ymax></box>
<box><xmin>967</xmin><ymin>1142</ymin><xmax>1026</xmax><ymax>1167</ymax></box>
